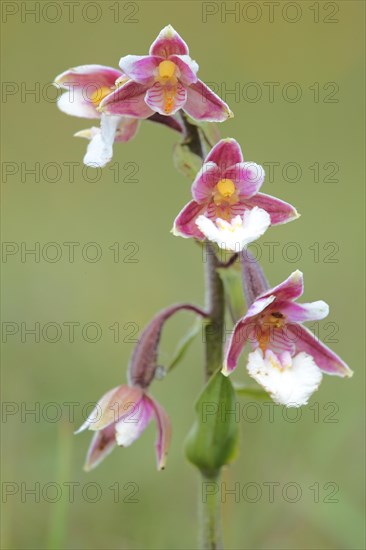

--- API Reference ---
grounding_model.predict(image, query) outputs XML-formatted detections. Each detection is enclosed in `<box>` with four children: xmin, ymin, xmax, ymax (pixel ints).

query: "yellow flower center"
<box><xmin>158</xmin><ymin>60</ymin><xmax>176</xmax><ymax>80</ymax></box>
<box><xmin>268</xmin><ymin>311</ymin><xmax>286</xmax><ymax>329</ymax></box>
<box><xmin>213</xmin><ymin>179</ymin><xmax>238</xmax><ymax>211</ymax></box>
<box><xmin>216</xmin><ymin>178</ymin><xmax>236</xmax><ymax>198</ymax></box>
<box><xmin>90</xmin><ymin>86</ymin><xmax>112</xmax><ymax>107</ymax></box>
<box><xmin>257</xmin><ymin>311</ymin><xmax>286</xmax><ymax>352</ymax></box>
<box><xmin>155</xmin><ymin>60</ymin><xmax>179</xmax><ymax>115</ymax></box>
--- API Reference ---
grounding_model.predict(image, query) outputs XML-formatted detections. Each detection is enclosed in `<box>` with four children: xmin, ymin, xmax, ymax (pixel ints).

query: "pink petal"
<box><xmin>55</xmin><ymin>64</ymin><xmax>121</xmax><ymax>89</ymax></box>
<box><xmin>145</xmin><ymin>81</ymin><xmax>187</xmax><ymax>116</ymax></box>
<box><xmin>247</xmin><ymin>295</ymin><xmax>276</xmax><ymax>317</ymax></box>
<box><xmin>76</xmin><ymin>385</ymin><xmax>143</xmax><ymax>433</ymax></box>
<box><xmin>287</xmin><ymin>324</ymin><xmax>353</xmax><ymax>377</ymax></box>
<box><xmin>115</xmin><ymin>395</ymin><xmax>153</xmax><ymax>446</ymax></box>
<box><xmin>114</xmin><ymin>117</ymin><xmax>141</xmax><ymax>142</ymax></box>
<box><xmin>222</xmin><ymin>296</ymin><xmax>275</xmax><ymax>376</ymax></box>
<box><xmin>222</xmin><ymin>318</ymin><xmax>254</xmax><ymax>375</ymax></box>
<box><xmin>262</xmin><ymin>326</ymin><xmax>296</xmax><ymax>356</ymax></box>
<box><xmin>280</xmin><ymin>300</ymin><xmax>329</xmax><ymax>322</ymax></box>
<box><xmin>128</xmin><ymin>303</ymin><xmax>207</xmax><ymax>388</ymax></box>
<box><xmin>57</xmin><ymin>89</ymin><xmax>99</xmax><ymax>119</ymax></box>
<box><xmin>169</xmin><ymin>54</ymin><xmax>198</xmax><ymax>85</ymax></box>
<box><xmin>184</xmin><ymin>80</ymin><xmax>233</xmax><ymax>122</ymax></box>
<box><xmin>84</xmin><ymin>424</ymin><xmax>116</xmax><ymax>471</ymax></box>
<box><xmin>191</xmin><ymin>162</ymin><xmax>220</xmax><ymax>202</ymax></box>
<box><xmin>205</xmin><ymin>138</ymin><xmax>243</xmax><ymax>171</ymax></box>
<box><xmin>149</xmin><ymin>25</ymin><xmax>189</xmax><ymax>57</ymax></box>
<box><xmin>244</xmin><ymin>192</ymin><xmax>299</xmax><ymax>225</ymax></box>
<box><xmin>205</xmin><ymin>200</ymin><xmax>245</xmax><ymax>219</ymax></box>
<box><xmin>224</xmin><ymin>162</ymin><xmax>265</xmax><ymax>198</ymax></box>
<box><xmin>119</xmin><ymin>55</ymin><xmax>161</xmax><ymax>85</ymax></box>
<box><xmin>172</xmin><ymin>200</ymin><xmax>207</xmax><ymax>239</ymax></box>
<box><xmin>100</xmin><ymin>80</ymin><xmax>154</xmax><ymax>118</ymax></box>
<box><xmin>146</xmin><ymin>395</ymin><xmax>172</xmax><ymax>470</ymax></box>
<box><xmin>259</xmin><ymin>270</ymin><xmax>304</xmax><ymax>303</ymax></box>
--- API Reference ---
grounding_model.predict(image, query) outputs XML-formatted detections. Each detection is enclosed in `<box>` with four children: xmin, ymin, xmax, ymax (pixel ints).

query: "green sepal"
<box><xmin>185</xmin><ymin>372</ymin><xmax>239</xmax><ymax>477</ymax></box>
<box><xmin>173</xmin><ymin>141</ymin><xmax>203</xmax><ymax>180</ymax></box>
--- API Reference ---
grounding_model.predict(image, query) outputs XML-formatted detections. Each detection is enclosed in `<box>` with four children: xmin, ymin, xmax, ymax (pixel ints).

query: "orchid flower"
<box><xmin>54</xmin><ymin>64</ymin><xmax>140</xmax><ymax>167</ymax></box>
<box><xmin>76</xmin><ymin>303</ymin><xmax>207</xmax><ymax>470</ymax></box>
<box><xmin>222</xmin><ymin>270</ymin><xmax>353</xmax><ymax>407</ymax></box>
<box><xmin>76</xmin><ymin>384</ymin><xmax>171</xmax><ymax>471</ymax></box>
<box><xmin>172</xmin><ymin>138</ymin><xmax>299</xmax><ymax>252</ymax></box>
<box><xmin>100</xmin><ymin>25</ymin><xmax>233</xmax><ymax>122</ymax></box>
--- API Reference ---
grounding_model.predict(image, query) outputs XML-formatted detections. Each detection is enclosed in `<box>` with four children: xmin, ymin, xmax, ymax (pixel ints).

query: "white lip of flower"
<box><xmin>115</xmin><ymin>407</ymin><xmax>150</xmax><ymax>447</ymax></box>
<box><xmin>247</xmin><ymin>349</ymin><xmax>323</xmax><ymax>407</ymax></box>
<box><xmin>195</xmin><ymin>207</ymin><xmax>271</xmax><ymax>252</ymax></box>
<box><xmin>75</xmin><ymin>114</ymin><xmax>122</xmax><ymax>168</ymax></box>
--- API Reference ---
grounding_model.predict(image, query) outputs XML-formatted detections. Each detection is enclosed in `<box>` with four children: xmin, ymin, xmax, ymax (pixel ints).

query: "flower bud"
<box><xmin>128</xmin><ymin>303</ymin><xmax>207</xmax><ymax>388</ymax></box>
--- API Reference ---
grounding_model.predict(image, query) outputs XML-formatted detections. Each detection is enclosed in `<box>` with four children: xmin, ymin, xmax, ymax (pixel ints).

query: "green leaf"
<box><xmin>167</xmin><ymin>318</ymin><xmax>202</xmax><ymax>372</ymax></box>
<box><xmin>173</xmin><ymin>141</ymin><xmax>202</xmax><ymax>180</ymax></box>
<box><xmin>217</xmin><ymin>267</ymin><xmax>246</xmax><ymax>323</ymax></box>
<box><xmin>185</xmin><ymin>372</ymin><xmax>239</xmax><ymax>476</ymax></box>
<box><xmin>233</xmin><ymin>383</ymin><xmax>270</xmax><ymax>400</ymax></box>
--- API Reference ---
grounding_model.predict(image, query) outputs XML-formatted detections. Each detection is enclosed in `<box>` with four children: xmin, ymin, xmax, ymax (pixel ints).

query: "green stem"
<box><xmin>199</xmin><ymin>472</ymin><xmax>223</xmax><ymax>550</ymax></box>
<box><xmin>201</xmin><ymin>244</ymin><xmax>225</xmax><ymax>549</ymax></box>
<box><xmin>180</xmin><ymin>112</ymin><xmax>226</xmax><ymax>550</ymax></box>
<box><xmin>204</xmin><ymin>242</ymin><xmax>225</xmax><ymax>380</ymax></box>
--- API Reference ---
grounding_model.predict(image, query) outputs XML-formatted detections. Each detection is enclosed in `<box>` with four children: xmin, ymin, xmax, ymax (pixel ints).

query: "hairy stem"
<box><xmin>180</xmin><ymin>114</ymin><xmax>226</xmax><ymax>549</ymax></box>
<box><xmin>204</xmin><ymin>242</ymin><xmax>225</xmax><ymax>380</ymax></box>
<box><xmin>179</xmin><ymin>111</ymin><xmax>205</xmax><ymax>158</ymax></box>
<box><xmin>199</xmin><ymin>472</ymin><xmax>223</xmax><ymax>550</ymax></box>
<box><xmin>178</xmin><ymin>113</ymin><xmax>226</xmax><ymax>381</ymax></box>
<box><xmin>201</xmin><ymin>243</ymin><xmax>225</xmax><ymax>549</ymax></box>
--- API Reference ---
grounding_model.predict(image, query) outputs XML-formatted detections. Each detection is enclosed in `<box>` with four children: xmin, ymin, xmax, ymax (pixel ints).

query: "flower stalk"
<box><xmin>204</xmin><ymin>243</ymin><xmax>225</xmax><ymax>380</ymax></box>
<box><xmin>199</xmin><ymin>472</ymin><xmax>223</xmax><ymax>550</ymax></box>
<box><xmin>54</xmin><ymin>23</ymin><xmax>352</xmax><ymax>550</ymax></box>
<box><xmin>190</xmin><ymin>127</ymin><xmax>225</xmax><ymax>549</ymax></box>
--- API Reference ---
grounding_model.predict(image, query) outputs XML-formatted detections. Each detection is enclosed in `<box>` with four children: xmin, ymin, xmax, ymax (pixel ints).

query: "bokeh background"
<box><xmin>1</xmin><ymin>1</ymin><xmax>365</xmax><ymax>548</ymax></box>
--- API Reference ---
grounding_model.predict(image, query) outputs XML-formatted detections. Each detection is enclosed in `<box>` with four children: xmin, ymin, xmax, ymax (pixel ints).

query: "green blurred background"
<box><xmin>1</xmin><ymin>1</ymin><xmax>365</xmax><ymax>548</ymax></box>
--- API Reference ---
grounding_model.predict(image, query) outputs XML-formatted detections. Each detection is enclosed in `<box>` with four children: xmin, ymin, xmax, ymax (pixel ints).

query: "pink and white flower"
<box><xmin>76</xmin><ymin>384</ymin><xmax>171</xmax><ymax>471</ymax></box>
<box><xmin>76</xmin><ymin>303</ymin><xmax>207</xmax><ymax>470</ymax></box>
<box><xmin>173</xmin><ymin>138</ymin><xmax>299</xmax><ymax>252</ymax></box>
<box><xmin>54</xmin><ymin>64</ymin><xmax>140</xmax><ymax>167</ymax></box>
<box><xmin>222</xmin><ymin>270</ymin><xmax>353</xmax><ymax>406</ymax></box>
<box><xmin>55</xmin><ymin>64</ymin><xmax>123</xmax><ymax>119</ymax></box>
<box><xmin>100</xmin><ymin>25</ymin><xmax>233</xmax><ymax>122</ymax></box>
